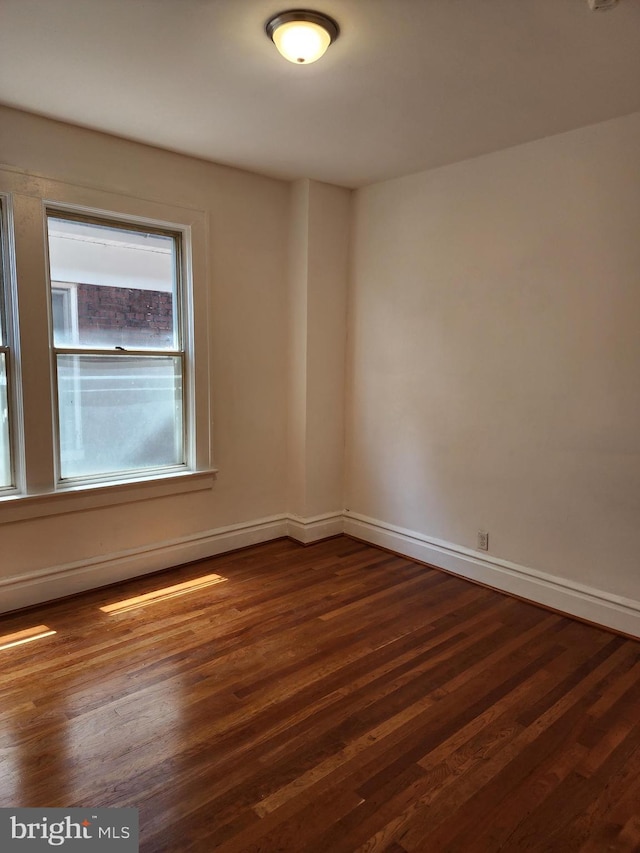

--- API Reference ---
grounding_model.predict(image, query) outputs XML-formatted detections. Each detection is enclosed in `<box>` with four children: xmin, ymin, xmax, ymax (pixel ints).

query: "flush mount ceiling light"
<box><xmin>265</xmin><ymin>9</ymin><xmax>339</xmax><ymax>65</ymax></box>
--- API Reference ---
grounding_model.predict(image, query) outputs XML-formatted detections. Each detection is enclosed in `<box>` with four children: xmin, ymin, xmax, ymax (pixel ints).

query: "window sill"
<box><xmin>0</xmin><ymin>469</ymin><xmax>218</xmax><ymax>525</ymax></box>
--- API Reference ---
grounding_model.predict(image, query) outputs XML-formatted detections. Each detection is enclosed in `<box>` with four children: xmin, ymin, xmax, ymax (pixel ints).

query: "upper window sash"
<box><xmin>46</xmin><ymin>210</ymin><xmax>184</xmax><ymax>352</ymax></box>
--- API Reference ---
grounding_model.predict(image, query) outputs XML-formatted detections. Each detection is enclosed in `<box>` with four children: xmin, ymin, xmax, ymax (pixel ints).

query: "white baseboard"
<box><xmin>4</xmin><ymin>506</ymin><xmax>639</xmax><ymax>639</ymax></box>
<box><xmin>287</xmin><ymin>512</ymin><xmax>345</xmax><ymax>544</ymax></box>
<box><xmin>344</xmin><ymin>512</ymin><xmax>640</xmax><ymax>639</ymax></box>
<box><xmin>0</xmin><ymin>515</ymin><xmax>289</xmax><ymax>614</ymax></box>
<box><xmin>0</xmin><ymin>511</ymin><xmax>347</xmax><ymax>613</ymax></box>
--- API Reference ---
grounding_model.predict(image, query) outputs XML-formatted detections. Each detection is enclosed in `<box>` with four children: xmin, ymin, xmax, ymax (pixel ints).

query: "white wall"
<box><xmin>287</xmin><ymin>179</ymin><xmax>350</xmax><ymax>523</ymax></box>
<box><xmin>345</xmin><ymin>112</ymin><xmax>640</xmax><ymax>633</ymax></box>
<box><xmin>0</xmin><ymin>107</ymin><xmax>292</xmax><ymax>608</ymax></box>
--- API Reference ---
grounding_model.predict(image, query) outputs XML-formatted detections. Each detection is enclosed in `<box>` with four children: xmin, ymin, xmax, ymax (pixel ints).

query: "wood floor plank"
<box><xmin>0</xmin><ymin>536</ymin><xmax>638</xmax><ymax>852</ymax></box>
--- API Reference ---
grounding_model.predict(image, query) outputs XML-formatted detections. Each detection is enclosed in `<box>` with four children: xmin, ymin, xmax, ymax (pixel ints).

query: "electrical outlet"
<box><xmin>477</xmin><ymin>531</ymin><xmax>489</xmax><ymax>551</ymax></box>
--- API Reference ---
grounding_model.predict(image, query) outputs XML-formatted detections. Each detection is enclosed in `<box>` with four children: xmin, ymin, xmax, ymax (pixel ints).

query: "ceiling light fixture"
<box><xmin>265</xmin><ymin>9</ymin><xmax>339</xmax><ymax>65</ymax></box>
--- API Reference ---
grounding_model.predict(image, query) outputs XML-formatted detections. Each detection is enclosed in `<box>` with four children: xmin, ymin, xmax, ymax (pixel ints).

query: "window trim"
<box><xmin>0</xmin><ymin>468</ymin><xmax>216</xmax><ymax>524</ymax></box>
<box><xmin>0</xmin><ymin>167</ymin><xmax>215</xmax><ymax>516</ymax></box>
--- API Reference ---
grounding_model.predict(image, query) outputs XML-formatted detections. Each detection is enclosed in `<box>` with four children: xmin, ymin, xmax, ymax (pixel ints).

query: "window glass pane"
<box><xmin>57</xmin><ymin>354</ymin><xmax>183</xmax><ymax>480</ymax></box>
<box><xmin>47</xmin><ymin>218</ymin><xmax>178</xmax><ymax>350</ymax></box>
<box><xmin>0</xmin><ymin>353</ymin><xmax>10</xmax><ymax>489</ymax></box>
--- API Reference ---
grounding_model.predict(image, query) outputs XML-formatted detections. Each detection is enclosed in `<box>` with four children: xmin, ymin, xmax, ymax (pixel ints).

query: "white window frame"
<box><xmin>46</xmin><ymin>208</ymin><xmax>188</xmax><ymax>485</ymax></box>
<box><xmin>0</xmin><ymin>168</ymin><xmax>215</xmax><ymax>525</ymax></box>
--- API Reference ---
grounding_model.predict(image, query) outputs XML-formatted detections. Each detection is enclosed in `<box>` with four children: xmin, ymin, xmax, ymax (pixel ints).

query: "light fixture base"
<box><xmin>265</xmin><ymin>10</ymin><xmax>340</xmax><ymax>44</ymax></box>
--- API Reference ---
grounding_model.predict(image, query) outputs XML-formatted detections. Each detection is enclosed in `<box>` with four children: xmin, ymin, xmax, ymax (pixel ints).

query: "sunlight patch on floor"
<box><xmin>0</xmin><ymin>625</ymin><xmax>57</xmax><ymax>651</ymax></box>
<box><xmin>99</xmin><ymin>573</ymin><xmax>228</xmax><ymax>614</ymax></box>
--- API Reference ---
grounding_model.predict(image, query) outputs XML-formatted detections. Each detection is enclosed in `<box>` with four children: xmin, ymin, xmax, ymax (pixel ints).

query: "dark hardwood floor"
<box><xmin>1</xmin><ymin>536</ymin><xmax>639</xmax><ymax>852</ymax></box>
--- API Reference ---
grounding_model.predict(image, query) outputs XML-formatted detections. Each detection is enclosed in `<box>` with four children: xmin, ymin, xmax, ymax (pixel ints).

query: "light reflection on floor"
<box><xmin>99</xmin><ymin>573</ymin><xmax>228</xmax><ymax>614</ymax></box>
<box><xmin>0</xmin><ymin>625</ymin><xmax>56</xmax><ymax>651</ymax></box>
<box><xmin>0</xmin><ymin>571</ymin><xmax>229</xmax><ymax>808</ymax></box>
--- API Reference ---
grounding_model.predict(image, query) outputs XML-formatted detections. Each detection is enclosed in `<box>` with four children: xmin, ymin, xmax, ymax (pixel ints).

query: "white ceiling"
<box><xmin>1</xmin><ymin>0</ymin><xmax>639</xmax><ymax>188</ymax></box>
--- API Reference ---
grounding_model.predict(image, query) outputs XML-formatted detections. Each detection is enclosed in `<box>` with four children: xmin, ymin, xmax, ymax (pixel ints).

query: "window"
<box><xmin>46</xmin><ymin>213</ymin><xmax>186</xmax><ymax>482</ymax></box>
<box><xmin>0</xmin><ymin>198</ymin><xmax>14</xmax><ymax>491</ymax></box>
<box><xmin>0</xmin><ymin>167</ymin><xmax>211</xmax><ymax>517</ymax></box>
